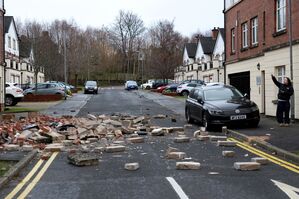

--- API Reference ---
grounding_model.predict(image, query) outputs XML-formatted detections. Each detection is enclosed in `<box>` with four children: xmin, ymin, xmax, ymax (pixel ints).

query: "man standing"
<box><xmin>271</xmin><ymin>74</ymin><xmax>294</xmax><ymax>127</ymax></box>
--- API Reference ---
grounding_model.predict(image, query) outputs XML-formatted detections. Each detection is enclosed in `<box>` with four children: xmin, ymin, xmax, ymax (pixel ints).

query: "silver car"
<box><xmin>24</xmin><ymin>83</ymin><xmax>66</xmax><ymax>96</ymax></box>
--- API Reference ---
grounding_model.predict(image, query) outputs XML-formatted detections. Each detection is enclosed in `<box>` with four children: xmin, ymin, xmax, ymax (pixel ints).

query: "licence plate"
<box><xmin>230</xmin><ymin>115</ymin><xmax>247</xmax><ymax>120</ymax></box>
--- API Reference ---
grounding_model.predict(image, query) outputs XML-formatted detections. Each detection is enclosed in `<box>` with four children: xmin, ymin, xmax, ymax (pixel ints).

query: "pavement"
<box><xmin>40</xmin><ymin>93</ymin><xmax>91</xmax><ymax>117</ymax></box>
<box><xmin>0</xmin><ymin>88</ymin><xmax>298</xmax><ymax>199</ymax></box>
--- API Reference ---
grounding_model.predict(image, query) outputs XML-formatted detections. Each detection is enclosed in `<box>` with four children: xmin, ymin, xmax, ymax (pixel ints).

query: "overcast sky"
<box><xmin>5</xmin><ymin>0</ymin><xmax>224</xmax><ymax>37</ymax></box>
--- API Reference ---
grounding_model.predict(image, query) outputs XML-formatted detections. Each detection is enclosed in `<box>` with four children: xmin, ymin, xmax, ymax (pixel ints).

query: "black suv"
<box><xmin>185</xmin><ymin>84</ymin><xmax>260</xmax><ymax>130</ymax></box>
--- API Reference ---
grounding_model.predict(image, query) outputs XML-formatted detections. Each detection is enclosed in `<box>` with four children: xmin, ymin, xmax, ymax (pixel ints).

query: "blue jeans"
<box><xmin>276</xmin><ymin>101</ymin><xmax>290</xmax><ymax>124</ymax></box>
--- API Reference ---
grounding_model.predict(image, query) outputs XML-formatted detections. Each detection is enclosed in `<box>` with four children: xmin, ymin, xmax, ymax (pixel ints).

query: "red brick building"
<box><xmin>224</xmin><ymin>0</ymin><xmax>299</xmax><ymax>118</ymax></box>
<box><xmin>0</xmin><ymin>0</ymin><xmax>5</xmax><ymax>111</ymax></box>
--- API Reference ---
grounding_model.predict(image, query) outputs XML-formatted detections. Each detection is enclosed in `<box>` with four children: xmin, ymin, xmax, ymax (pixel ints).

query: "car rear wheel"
<box><xmin>146</xmin><ymin>86</ymin><xmax>150</xmax><ymax>90</ymax></box>
<box><xmin>181</xmin><ymin>90</ymin><xmax>189</xmax><ymax>97</ymax></box>
<box><xmin>5</xmin><ymin>95</ymin><xmax>14</xmax><ymax>106</ymax></box>
<box><xmin>185</xmin><ymin>107</ymin><xmax>194</xmax><ymax>123</ymax></box>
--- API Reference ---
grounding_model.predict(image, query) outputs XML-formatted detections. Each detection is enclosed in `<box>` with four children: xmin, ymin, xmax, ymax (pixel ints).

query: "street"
<box><xmin>1</xmin><ymin>88</ymin><xmax>299</xmax><ymax>199</ymax></box>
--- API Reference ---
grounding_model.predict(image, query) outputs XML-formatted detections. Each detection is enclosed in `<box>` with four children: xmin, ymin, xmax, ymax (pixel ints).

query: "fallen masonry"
<box><xmin>234</xmin><ymin>162</ymin><xmax>261</xmax><ymax>171</ymax></box>
<box><xmin>167</xmin><ymin>152</ymin><xmax>187</xmax><ymax>160</ymax></box>
<box><xmin>217</xmin><ymin>141</ymin><xmax>236</xmax><ymax>147</ymax></box>
<box><xmin>176</xmin><ymin>162</ymin><xmax>201</xmax><ymax>170</ymax></box>
<box><xmin>174</xmin><ymin>137</ymin><xmax>190</xmax><ymax>143</ymax></box>
<box><xmin>68</xmin><ymin>153</ymin><xmax>99</xmax><ymax>166</ymax></box>
<box><xmin>124</xmin><ymin>162</ymin><xmax>140</xmax><ymax>171</ymax></box>
<box><xmin>197</xmin><ymin>135</ymin><xmax>210</xmax><ymax>141</ymax></box>
<box><xmin>105</xmin><ymin>145</ymin><xmax>126</xmax><ymax>153</ymax></box>
<box><xmin>127</xmin><ymin>137</ymin><xmax>145</xmax><ymax>143</ymax></box>
<box><xmin>251</xmin><ymin>157</ymin><xmax>269</xmax><ymax>165</ymax></box>
<box><xmin>210</xmin><ymin>136</ymin><xmax>227</xmax><ymax>142</ymax></box>
<box><xmin>222</xmin><ymin>151</ymin><xmax>235</xmax><ymax>157</ymax></box>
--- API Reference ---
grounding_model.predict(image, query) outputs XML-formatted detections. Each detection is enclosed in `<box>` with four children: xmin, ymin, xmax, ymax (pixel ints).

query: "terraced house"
<box><xmin>174</xmin><ymin>28</ymin><xmax>225</xmax><ymax>83</ymax></box>
<box><xmin>224</xmin><ymin>0</ymin><xmax>299</xmax><ymax>118</ymax></box>
<box><xmin>0</xmin><ymin>1</ymin><xmax>5</xmax><ymax>111</ymax></box>
<box><xmin>4</xmin><ymin>16</ymin><xmax>45</xmax><ymax>85</ymax></box>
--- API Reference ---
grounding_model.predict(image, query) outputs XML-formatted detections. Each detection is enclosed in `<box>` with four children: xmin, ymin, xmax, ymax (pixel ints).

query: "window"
<box><xmin>8</xmin><ymin>36</ymin><xmax>11</xmax><ymax>48</ymax></box>
<box><xmin>231</xmin><ymin>28</ymin><xmax>236</xmax><ymax>53</ymax></box>
<box><xmin>242</xmin><ymin>23</ymin><xmax>248</xmax><ymax>48</ymax></box>
<box><xmin>13</xmin><ymin>39</ymin><xmax>16</xmax><ymax>50</ymax></box>
<box><xmin>277</xmin><ymin>66</ymin><xmax>285</xmax><ymax>83</ymax></box>
<box><xmin>276</xmin><ymin>0</ymin><xmax>286</xmax><ymax>31</ymax></box>
<box><xmin>251</xmin><ymin>17</ymin><xmax>258</xmax><ymax>45</ymax></box>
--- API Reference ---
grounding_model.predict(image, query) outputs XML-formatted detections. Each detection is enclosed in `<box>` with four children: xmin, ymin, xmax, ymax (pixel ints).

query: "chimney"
<box><xmin>212</xmin><ymin>27</ymin><xmax>218</xmax><ymax>40</ymax></box>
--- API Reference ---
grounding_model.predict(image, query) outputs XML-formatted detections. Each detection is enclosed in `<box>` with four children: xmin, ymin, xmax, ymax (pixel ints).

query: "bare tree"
<box><xmin>147</xmin><ymin>20</ymin><xmax>184</xmax><ymax>80</ymax></box>
<box><xmin>109</xmin><ymin>10</ymin><xmax>145</xmax><ymax>77</ymax></box>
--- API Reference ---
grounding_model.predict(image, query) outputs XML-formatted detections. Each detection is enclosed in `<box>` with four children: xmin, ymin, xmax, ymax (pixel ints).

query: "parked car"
<box><xmin>162</xmin><ymin>83</ymin><xmax>179</xmax><ymax>93</ymax></box>
<box><xmin>5</xmin><ymin>83</ymin><xmax>24</xmax><ymax>106</ymax></box>
<box><xmin>84</xmin><ymin>81</ymin><xmax>98</xmax><ymax>94</ymax></box>
<box><xmin>141</xmin><ymin>79</ymin><xmax>155</xmax><ymax>89</ymax></box>
<box><xmin>24</xmin><ymin>83</ymin><xmax>66</xmax><ymax>96</ymax></box>
<box><xmin>156</xmin><ymin>85</ymin><xmax>168</xmax><ymax>93</ymax></box>
<box><xmin>125</xmin><ymin>81</ymin><xmax>138</xmax><ymax>90</ymax></box>
<box><xmin>176</xmin><ymin>83</ymin><xmax>202</xmax><ymax>96</ymax></box>
<box><xmin>185</xmin><ymin>84</ymin><xmax>260</xmax><ymax>130</ymax></box>
<box><xmin>46</xmin><ymin>81</ymin><xmax>74</xmax><ymax>95</ymax></box>
<box><xmin>180</xmin><ymin>79</ymin><xmax>204</xmax><ymax>85</ymax></box>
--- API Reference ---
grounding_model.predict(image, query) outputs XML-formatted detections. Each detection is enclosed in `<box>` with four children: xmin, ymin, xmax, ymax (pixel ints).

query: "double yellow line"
<box><xmin>229</xmin><ymin>138</ymin><xmax>299</xmax><ymax>174</ymax></box>
<box><xmin>5</xmin><ymin>152</ymin><xmax>59</xmax><ymax>199</ymax></box>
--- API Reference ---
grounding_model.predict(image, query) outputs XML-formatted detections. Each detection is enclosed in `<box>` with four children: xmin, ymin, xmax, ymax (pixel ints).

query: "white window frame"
<box><xmin>276</xmin><ymin>0</ymin><xmax>286</xmax><ymax>31</ymax></box>
<box><xmin>242</xmin><ymin>23</ymin><xmax>248</xmax><ymax>48</ymax></box>
<box><xmin>277</xmin><ymin>66</ymin><xmax>285</xmax><ymax>83</ymax></box>
<box><xmin>251</xmin><ymin>17</ymin><xmax>258</xmax><ymax>45</ymax></box>
<box><xmin>231</xmin><ymin>28</ymin><xmax>236</xmax><ymax>52</ymax></box>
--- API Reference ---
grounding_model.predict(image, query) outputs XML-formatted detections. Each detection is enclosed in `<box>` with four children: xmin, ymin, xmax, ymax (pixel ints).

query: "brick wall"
<box><xmin>225</xmin><ymin>0</ymin><xmax>299</xmax><ymax>63</ymax></box>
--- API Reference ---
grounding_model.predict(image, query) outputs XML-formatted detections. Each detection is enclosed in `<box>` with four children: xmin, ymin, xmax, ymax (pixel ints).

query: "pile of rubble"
<box><xmin>0</xmin><ymin>113</ymin><xmax>269</xmax><ymax>171</ymax></box>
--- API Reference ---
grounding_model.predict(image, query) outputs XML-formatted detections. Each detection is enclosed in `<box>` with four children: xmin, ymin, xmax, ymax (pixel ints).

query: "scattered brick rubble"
<box><xmin>0</xmin><ymin>113</ymin><xmax>269</xmax><ymax>171</ymax></box>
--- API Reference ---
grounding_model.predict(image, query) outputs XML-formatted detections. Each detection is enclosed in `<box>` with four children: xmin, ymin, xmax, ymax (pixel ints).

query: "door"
<box><xmin>261</xmin><ymin>71</ymin><xmax>266</xmax><ymax>114</ymax></box>
<box><xmin>229</xmin><ymin>71</ymin><xmax>250</xmax><ymax>99</ymax></box>
<box><xmin>194</xmin><ymin>90</ymin><xmax>204</xmax><ymax>122</ymax></box>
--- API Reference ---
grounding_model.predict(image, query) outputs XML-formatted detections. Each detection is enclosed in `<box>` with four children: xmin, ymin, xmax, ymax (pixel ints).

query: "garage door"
<box><xmin>228</xmin><ymin>71</ymin><xmax>250</xmax><ymax>99</ymax></box>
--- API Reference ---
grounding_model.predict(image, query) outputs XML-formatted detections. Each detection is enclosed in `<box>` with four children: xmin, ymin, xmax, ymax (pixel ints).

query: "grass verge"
<box><xmin>0</xmin><ymin>161</ymin><xmax>18</xmax><ymax>177</ymax></box>
<box><xmin>4</xmin><ymin>107</ymin><xmax>39</xmax><ymax>113</ymax></box>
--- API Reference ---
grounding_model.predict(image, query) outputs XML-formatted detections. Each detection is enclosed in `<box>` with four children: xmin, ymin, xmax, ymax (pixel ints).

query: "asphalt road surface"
<box><xmin>1</xmin><ymin>88</ymin><xmax>299</xmax><ymax>199</ymax></box>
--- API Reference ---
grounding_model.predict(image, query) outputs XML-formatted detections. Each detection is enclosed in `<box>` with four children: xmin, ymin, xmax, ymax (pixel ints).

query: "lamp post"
<box><xmin>138</xmin><ymin>51</ymin><xmax>144</xmax><ymax>85</ymax></box>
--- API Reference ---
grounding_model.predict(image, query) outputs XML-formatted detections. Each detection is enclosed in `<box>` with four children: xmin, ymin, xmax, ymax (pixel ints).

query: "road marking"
<box><xmin>271</xmin><ymin>180</ymin><xmax>299</xmax><ymax>199</ymax></box>
<box><xmin>5</xmin><ymin>159</ymin><xmax>44</xmax><ymax>199</ymax></box>
<box><xmin>17</xmin><ymin>152</ymin><xmax>59</xmax><ymax>199</ymax></box>
<box><xmin>166</xmin><ymin>177</ymin><xmax>189</xmax><ymax>199</ymax></box>
<box><xmin>229</xmin><ymin>138</ymin><xmax>299</xmax><ymax>174</ymax></box>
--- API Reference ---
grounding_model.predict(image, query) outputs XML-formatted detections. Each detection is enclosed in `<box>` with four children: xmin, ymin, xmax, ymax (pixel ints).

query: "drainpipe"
<box><xmin>288</xmin><ymin>0</ymin><xmax>295</xmax><ymax>121</ymax></box>
<box><xmin>223</xmin><ymin>0</ymin><xmax>227</xmax><ymax>85</ymax></box>
<box><xmin>2</xmin><ymin>1</ymin><xmax>6</xmax><ymax>110</ymax></box>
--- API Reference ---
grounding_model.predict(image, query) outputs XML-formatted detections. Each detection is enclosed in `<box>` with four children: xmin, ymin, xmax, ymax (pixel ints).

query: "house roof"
<box><xmin>185</xmin><ymin>43</ymin><xmax>197</xmax><ymax>58</ymax></box>
<box><xmin>199</xmin><ymin>37</ymin><xmax>216</xmax><ymax>54</ymax></box>
<box><xmin>19</xmin><ymin>36</ymin><xmax>32</xmax><ymax>58</ymax></box>
<box><xmin>4</xmin><ymin>16</ymin><xmax>13</xmax><ymax>34</ymax></box>
<box><xmin>4</xmin><ymin>16</ymin><xmax>20</xmax><ymax>40</ymax></box>
<box><xmin>218</xmin><ymin>28</ymin><xmax>225</xmax><ymax>40</ymax></box>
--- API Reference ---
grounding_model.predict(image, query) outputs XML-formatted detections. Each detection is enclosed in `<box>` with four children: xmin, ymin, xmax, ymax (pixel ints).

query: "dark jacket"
<box><xmin>272</xmin><ymin>76</ymin><xmax>294</xmax><ymax>101</ymax></box>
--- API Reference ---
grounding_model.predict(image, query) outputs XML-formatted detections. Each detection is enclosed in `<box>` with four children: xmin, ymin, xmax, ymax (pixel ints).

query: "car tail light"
<box><xmin>16</xmin><ymin>89</ymin><xmax>23</xmax><ymax>93</ymax></box>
